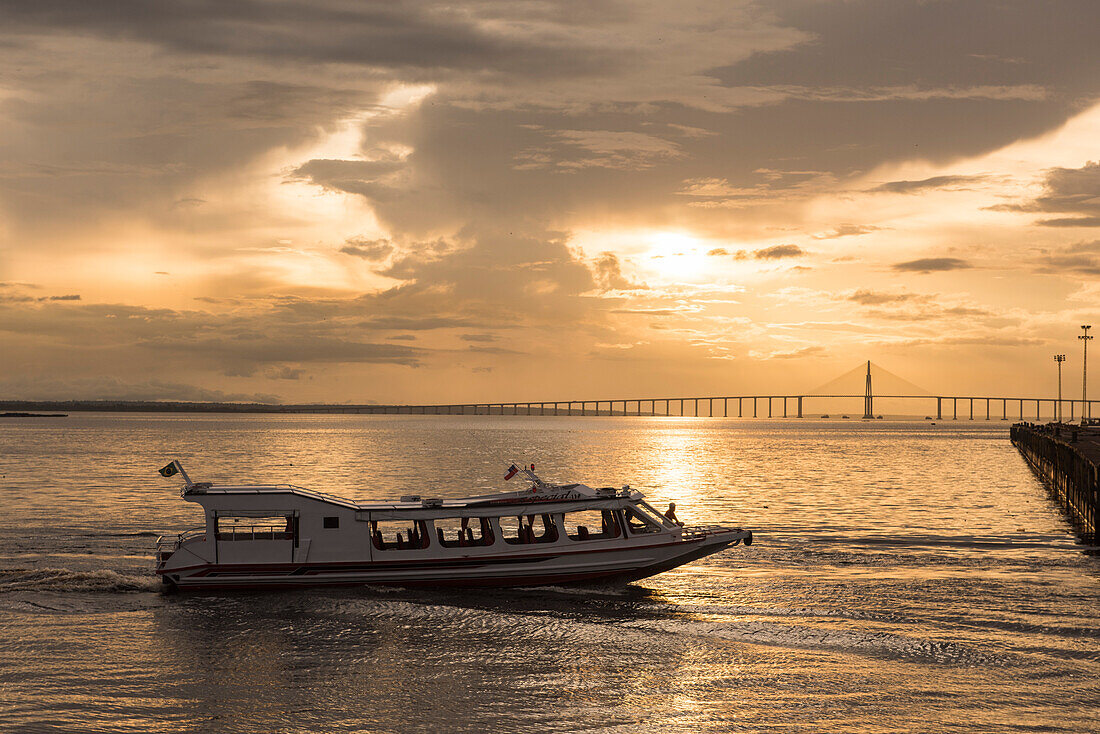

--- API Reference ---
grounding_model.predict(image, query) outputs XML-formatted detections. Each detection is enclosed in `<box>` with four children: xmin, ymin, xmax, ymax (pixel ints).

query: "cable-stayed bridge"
<box><xmin>8</xmin><ymin>362</ymin><xmax>1093</xmax><ymax>420</ymax></box>
<box><xmin>273</xmin><ymin>361</ymin><xmax>1096</xmax><ymax>421</ymax></box>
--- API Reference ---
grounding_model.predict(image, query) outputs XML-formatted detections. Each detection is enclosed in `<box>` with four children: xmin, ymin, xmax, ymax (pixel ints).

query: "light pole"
<box><xmin>1054</xmin><ymin>354</ymin><xmax>1065</xmax><ymax>422</ymax></box>
<box><xmin>1081</xmin><ymin>325</ymin><xmax>1093</xmax><ymax>425</ymax></box>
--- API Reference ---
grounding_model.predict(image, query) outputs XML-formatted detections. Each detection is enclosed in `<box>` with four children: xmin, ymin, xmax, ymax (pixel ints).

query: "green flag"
<box><xmin>159</xmin><ymin>462</ymin><xmax>179</xmax><ymax>478</ymax></box>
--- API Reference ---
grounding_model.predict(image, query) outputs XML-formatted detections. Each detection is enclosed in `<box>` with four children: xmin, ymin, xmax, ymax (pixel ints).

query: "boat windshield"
<box><xmin>637</xmin><ymin>501</ymin><xmax>674</xmax><ymax>526</ymax></box>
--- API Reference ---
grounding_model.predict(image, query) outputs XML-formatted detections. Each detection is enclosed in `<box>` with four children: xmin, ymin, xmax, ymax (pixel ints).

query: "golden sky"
<box><xmin>1</xmin><ymin>0</ymin><xmax>1098</xmax><ymax>404</ymax></box>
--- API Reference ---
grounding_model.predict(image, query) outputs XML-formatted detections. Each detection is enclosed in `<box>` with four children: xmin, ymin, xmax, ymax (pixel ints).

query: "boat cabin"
<box><xmin>157</xmin><ymin>478</ymin><xmax>681</xmax><ymax>570</ymax></box>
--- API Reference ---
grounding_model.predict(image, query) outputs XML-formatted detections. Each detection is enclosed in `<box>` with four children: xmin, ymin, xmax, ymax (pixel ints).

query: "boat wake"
<box><xmin>624</xmin><ymin>616</ymin><xmax>1012</xmax><ymax>667</ymax></box>
<box><xmin>0</xmin><ymin>567</ymin><xmax>161</xmax><ymax>594</ymax></box>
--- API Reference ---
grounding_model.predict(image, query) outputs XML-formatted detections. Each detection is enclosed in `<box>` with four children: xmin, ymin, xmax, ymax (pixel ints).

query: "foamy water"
<box><xmin>1</xmin><ymin>413</ymin><xmax>1097</xmax><ymax>732</ymax></box>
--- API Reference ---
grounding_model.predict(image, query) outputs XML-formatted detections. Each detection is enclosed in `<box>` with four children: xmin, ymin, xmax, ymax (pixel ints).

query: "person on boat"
<box><xmin>665</xmin><ymin>503</ymin><xmax>684</xmax><ymax>527</ymax></box>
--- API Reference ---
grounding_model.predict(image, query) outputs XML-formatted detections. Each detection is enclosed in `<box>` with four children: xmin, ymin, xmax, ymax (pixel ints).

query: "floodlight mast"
<box><xmin>1081</xmin><ymin>326</ymin><xmax>1093</xmax><ymax>425</ymax></box>
<box><xmin>1054</xmin><ymin>354</ymin><xmax>1066</xmax><ymax>423</ymax></box>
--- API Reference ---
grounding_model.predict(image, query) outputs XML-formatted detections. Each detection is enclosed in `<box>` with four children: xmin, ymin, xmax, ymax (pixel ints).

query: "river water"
<box><xmin>0</xmin><ymin>413</ymin><xmax>1097</xmax><ymax>733</ymax></box>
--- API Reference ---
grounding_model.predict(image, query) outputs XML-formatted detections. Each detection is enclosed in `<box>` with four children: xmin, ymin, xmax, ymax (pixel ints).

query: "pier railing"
<box><xmin>1011</xmin><ymin>423</ymin><xmax>1099</xmax><ymax>541</ymax></box>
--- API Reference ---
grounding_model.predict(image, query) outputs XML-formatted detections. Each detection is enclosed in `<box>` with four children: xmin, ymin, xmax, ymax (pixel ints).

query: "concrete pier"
<box><xmin>1011</xmin><ymin>422</ymin><xmax>1099</xmax><ymax>541</ymax></box>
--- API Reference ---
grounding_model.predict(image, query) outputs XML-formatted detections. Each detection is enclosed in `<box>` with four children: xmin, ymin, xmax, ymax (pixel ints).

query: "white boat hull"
<box><xmin>159</xmin><ymin>529</ymin><xmax>748</xmax><ymax>591</ymax></box>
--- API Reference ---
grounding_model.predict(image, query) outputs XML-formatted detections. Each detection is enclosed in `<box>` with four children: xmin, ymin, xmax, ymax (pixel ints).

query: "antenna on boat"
<box><xmin>158</xmin><ymin>459</ymin><xmax>193</xmax><ymax>488</ymax></box>
<box><xmin>505</xmin><ymin>462</ymin><xmax>549</xmax><ymax>489</ymax></box>
<box><xmin>521</xmin><ymin>463</ymin><xmax>548</xmax><ymax>489</ymax></box>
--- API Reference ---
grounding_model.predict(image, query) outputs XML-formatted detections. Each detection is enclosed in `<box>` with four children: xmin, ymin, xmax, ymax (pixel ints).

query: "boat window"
<box><xmin>370</xmin><ymin>519</ymin><xmax>430</xmax><ymax>550</ymax></box>
<box><xmin>563</xmin><ymin>510</ymin><xmax>621</xmax><ymax>541</ymax></box>
<box><xmin>623</xmin><ymin>507</ymin><xmax>662</xmax><ymax>535</ymax></box>
<box><xmin>323</xmin><ymin>516</ymin><xmax>339</xmax><ymax>529</ymax></box>
<box><xmin>637</xmin><ymin>501</ymin><xmax>674</xmax><ymax>527</ymax></box>
<box><xmin>434</xmin><ymin>517</ymin><xmax>494</xmax><ymax>548</ymax></box>
<box><xmin>498</xmin><ymin>514</ymin><xmax>558</xmax><ymax>545</ymax></box>
<box><xmin>215</xmin><ymin>515</ymin><xmax>294</xmax><ymax>541</ymax></box>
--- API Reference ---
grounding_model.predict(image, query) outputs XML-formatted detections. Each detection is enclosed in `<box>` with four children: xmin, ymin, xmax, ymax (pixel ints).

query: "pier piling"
<box><xmin>1012</xmin><ymin>422</ymin><xmax>1099</xmax><ymax>541</ymax></box>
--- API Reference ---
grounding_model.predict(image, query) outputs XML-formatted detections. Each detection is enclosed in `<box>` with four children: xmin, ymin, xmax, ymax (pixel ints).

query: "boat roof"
<box><xmin>183</xmin><ymin>481</ymin><xmax>643</xmax><ymax>512</ymax></box>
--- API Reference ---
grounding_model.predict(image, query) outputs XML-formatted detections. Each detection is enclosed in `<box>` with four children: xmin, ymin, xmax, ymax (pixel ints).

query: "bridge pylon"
<box><xmin>862</xmin><ymin>360</ymin><xmax>874</xmax><ymax>419</ymax></box>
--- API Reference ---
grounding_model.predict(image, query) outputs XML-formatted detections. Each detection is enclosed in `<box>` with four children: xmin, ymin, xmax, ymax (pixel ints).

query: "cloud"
<box><xmin>848</xmin><ymin>290</ymin><xmax>920</xmax><ymax>305</ymax></box>
<box><xmin>515</xmin><ymin>129</ymin><xmax>684</xmax><ymax>172</ymax></box>
<box><xmin>870</xmin><ymin>175</ymin><xmax>989</xmax><ymax>194</ymax></box>
<box><xmin>995</xmin><ymin>161</ymin><xmax>1100</xmax><ymax>226</ymax></box>
<box><xmin>752</xmin><ymin>345</ymin><xmax>827</xmax><ymax>360</ymax></box>
<box><xmin>265</xmin><ymin>366</ymin><xmax>303</xmax><ymax>380</ymax></box>
<box><xmin>1032</xmin><ymin>240</ymin><xmax>1100</xmax><ymax>276</ymax></box>
<box><xmin>708</xmin><ymin>244</ymin><xmax>806</xmax><ymax>260</ymax></box>
<box><xmin>0</xmin><ymin>375</ymin><xmax>281</xmax><ymax>403</ymax></box>
<box><xmin>892</xmin><ymin>257</ymin><xmax>972</xmax><ymax>273</ymax></box>
<box><xmin>814</xmin><ymin>224</ymin><xmax>882</xmax><ymax>239</ymax></box>
<box><xmin>339</xmin><ymin>237</ymin><xmax>393</xmax><ymax>260</ymax></box>
<box><xmin>753</xmin><ymin>244</ymin><xmax>804</xmax><ymax>260</ymax></box>
<box><xmin>592</xmin><ymin>252</ymin><xmax>643</xmax><ymax>291</ymax></box>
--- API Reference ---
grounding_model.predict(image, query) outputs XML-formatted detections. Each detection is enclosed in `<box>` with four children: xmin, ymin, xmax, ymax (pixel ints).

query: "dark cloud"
<box><xmin>593</xmin><ymin>253</ymin><xmax>643</xmax><ymax>291</ymax></box>
<box><xmin>995</xmin><ymin>161</ymin><xmax>1100</xmax><ymax>226</ymax></box>
<box><xmin>710</xmin><ymin>244</ymin><xmax>805</xmax><ymax>260</ymax></box>
<box><xmin>870</xmin><ymin>175</ymin><xmax>990</xmax><ymax>194</ymax></box>
<box><xmin>0</xmin><ymin>375</ymin><xmax>281</xmax><ymax>403</ymax></box>
<box><xmin>753</xmin><ymin>244</ymin><xmax>804</xmax><ymax>260</ymax></box>
<box><xmin>893</xmin><ymin>257</ymin><xmax>972</xmax><ymax>273</ymax></box>
<box><xmin>358</xmin><ymin>316</ymin><xmax>487</xmax><ymax>331</ymax></box>
<box><xmin>339</xmin><ymin>237</ymin><xmax>394</xmax><ymax>260</ymax></box>
<box><xmin>458</xmin><ymin>334</ymin><xmax>497</xmax><ymax>343</ymax></box>
<box><xmin>0</xmin><ymin>0</ymin><xmax>622</xmax><ymax>78</ymax></box>
<box><xmin>0</xmin><ymin>300</ymin><xmax>426</xmax><ymax>379</ymax></box>
<box><xmin>1033</xmin><ymin>240</ymin><xmax>1100</xmax><ymax>276</ymax></box>
<box><xmin>292</xmin><ymin>159</ymin><xmax>405</xmax><ymax>202</ymax></box>
<box><xmin>1036</xmin><ymin>217</ymin><xmax>1100</xmax><ymax>228</ymax></box>
<box><xmin>265</xmin><ymin>366</ymin><xmax>303</xmax><ymax>380</ymax></box>
<box><xmin>39</xmin><ymin>294</ymin><xmax>81</xmax><ymax>301</ymax></box>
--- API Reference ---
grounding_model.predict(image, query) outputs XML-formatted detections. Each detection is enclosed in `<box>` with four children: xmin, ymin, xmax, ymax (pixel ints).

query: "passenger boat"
<box><xmin>154</xmin><ymin>461</ymin><xmax>753</xmax><ymax>591</ymax></box>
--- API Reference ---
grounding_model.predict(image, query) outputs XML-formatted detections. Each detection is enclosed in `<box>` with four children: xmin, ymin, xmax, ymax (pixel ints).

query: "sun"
<box><xmin>643</xmin><ymin>231</ymin><xmax>711</xmax><ymax>281</ymax></box>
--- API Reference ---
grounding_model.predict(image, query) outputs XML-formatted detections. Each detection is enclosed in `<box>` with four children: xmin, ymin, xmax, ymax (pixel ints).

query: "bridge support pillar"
<box><xmin>936</xmin><ymin>397</ymin><xmax>942</xmax><ymax>420</ymax></box>
<box><xmin>969</xmin><ymin>398</ymin><xmax>974</xmax><ymax>421</ymax></box>
<box><xmin>753</xmin><ymin>398</ymin><xmax>758</xmax><ymax>418</ymax></box>
<box><xmin>797</xmin><ymin>396</ymin><xmax>803</xmax><ymax>418</ymax></box>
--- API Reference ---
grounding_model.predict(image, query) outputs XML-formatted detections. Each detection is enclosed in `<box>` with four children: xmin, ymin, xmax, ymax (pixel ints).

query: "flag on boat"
<box><xmin>504</xmin><ymin>464</ymin><xmax>520</xmax><ymax>480</ymax></box>
<box><xmin>159</xmin><ymin>461</ymin><xmax>179</xmax><ymax>478</ymax></box>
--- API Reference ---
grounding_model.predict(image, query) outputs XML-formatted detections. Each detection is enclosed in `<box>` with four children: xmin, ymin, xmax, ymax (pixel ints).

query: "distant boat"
<box><xmin>841</xmin><ymin>415</ymin><xmax>850</xmax><ymax>419</ymax></box>
<box><xmin>924</xmin><ymin>416</ymin><xmax>933</xmax><ymax>420</ymax></box>
<box><xmin>820</xmin><ymin>414</ymin><xmax>830</xmax><ymax>418</ymax></box>
<box><xmin>876</xmin><ymin>415</ymin><xmax>884</xmax><ymax>420</ymax></box>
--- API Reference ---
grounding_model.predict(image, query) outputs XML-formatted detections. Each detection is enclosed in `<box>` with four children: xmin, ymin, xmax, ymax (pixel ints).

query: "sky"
<box><xmin>1</xmin><ymin>0</ymin><xmax>1098</xmax><ymax>405</ymax></box>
